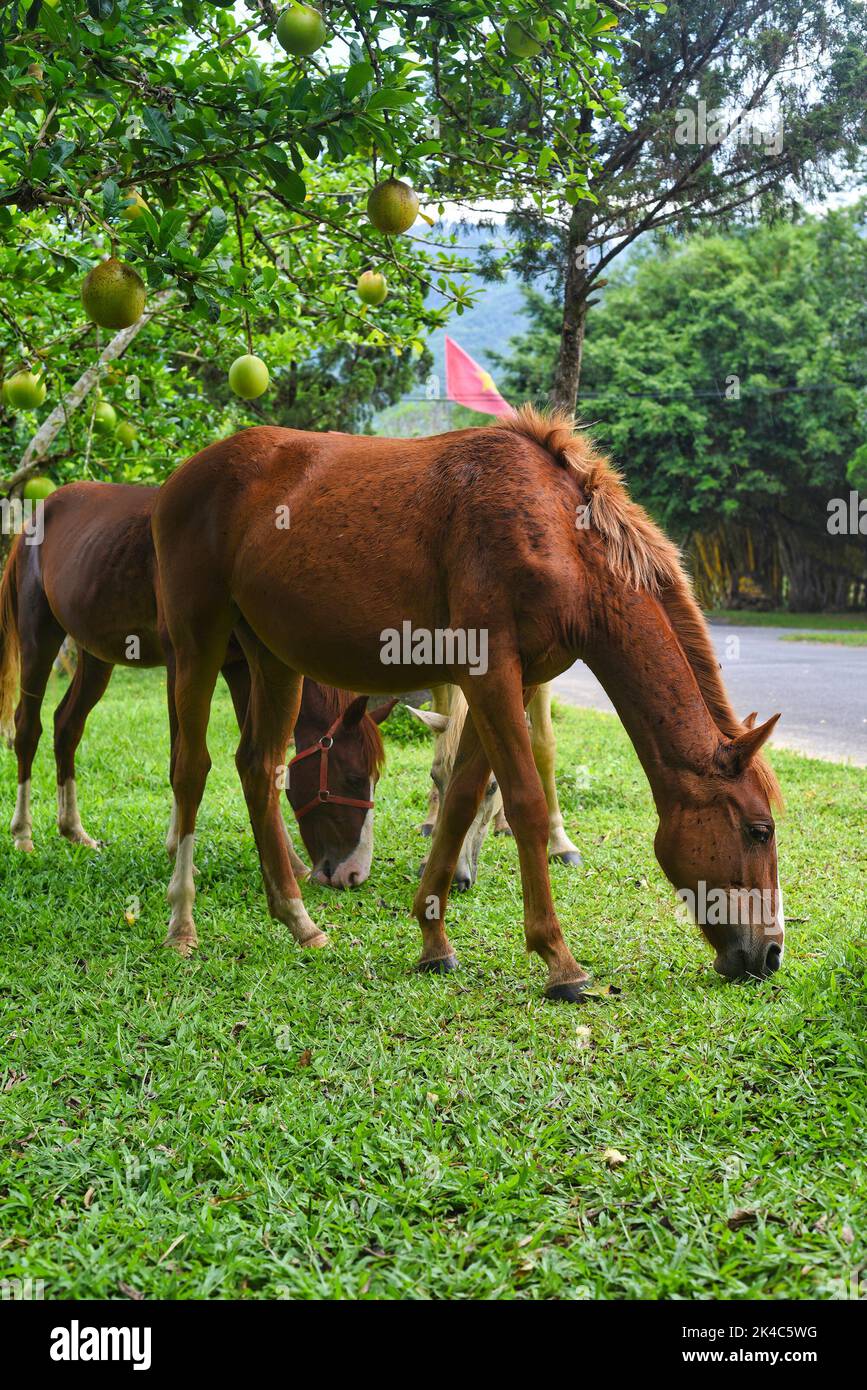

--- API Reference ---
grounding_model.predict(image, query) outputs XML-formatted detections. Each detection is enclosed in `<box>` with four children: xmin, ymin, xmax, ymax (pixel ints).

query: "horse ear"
<box><xmin>406</xmin><ymin>705</ymin><xmax>450</xmax><ymax>735</ymax></box>
<box><xmin>340</xmin><ymin>694</ymin><xmax>370</xmax><ymax>729</ymax></box>
<box><xmin>717</xmin><ymin>713</ymin><xmax>781</xmax><ymax>776</ymax></box>
<box><xmin>370</xmin><ymin>697</ymin><xmax>399</xmax><ymax>725</ymax></box>
<box><xmin>743</xmin><ymin>711</ymin><xmax>758</xmax><ymax>729</ymax></box>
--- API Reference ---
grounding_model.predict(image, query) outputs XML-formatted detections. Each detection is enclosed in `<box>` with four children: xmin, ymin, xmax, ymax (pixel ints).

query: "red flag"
<box><xmin>444</xmin><ymin>336</ymin><xmax>513</xmax><ymax>417</ymax></box>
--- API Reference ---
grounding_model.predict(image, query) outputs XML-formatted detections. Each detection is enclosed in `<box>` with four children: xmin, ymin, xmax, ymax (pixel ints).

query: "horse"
<box><xmin>0</xmin><ymin>482</ymin><xmax>395</xmax><ymax>895</ymax></box>
<box><xmin>412</xmin><ymin>682</ymin><xmax>581</xmax><ymax>888</ymax></box>
<box><xmin>150</xmin><ymin>408</ymin><xmax>784</xmax><ymax>996</ymax></box>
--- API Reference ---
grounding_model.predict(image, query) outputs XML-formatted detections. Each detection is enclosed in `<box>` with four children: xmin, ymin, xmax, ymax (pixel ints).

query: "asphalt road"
<box><xmin>553</xmin><ymin>625</ymin><xmax>867</xmax><ymax>768</ymax></box>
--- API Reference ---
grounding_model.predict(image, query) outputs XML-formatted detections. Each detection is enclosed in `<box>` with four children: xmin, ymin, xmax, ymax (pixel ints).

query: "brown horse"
<box><xmin>0</xmin><ymin>482</ymin><xmax>394</xmax><ymax>889</ymax></box>
<box><xmin>151</xmin><ymin>408</ymin><xmax>784</xmax><ymax>996</ymax></box>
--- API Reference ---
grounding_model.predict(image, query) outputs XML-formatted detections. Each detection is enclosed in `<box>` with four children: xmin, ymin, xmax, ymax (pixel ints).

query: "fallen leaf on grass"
<box><xmin>841</xmin><ymin>1224</ymin><xmax>855</xmax><ymax>1247</ymax></box>
<box><xmin>158</xmin><ymin>1233</ymin><xmax>188</xmax><ymax>1265</ymax></box>
<box><xmin>298</xmin><ymin>1048</ymin><xmax>313</xmax><ymax>1067</ymax></box>
<box><xmin>727</xmin><ymin>1208</ymin><xmax>758</xmax><ymax>1231</ymax></box>
<box><xmin>83</xmin><ymin>1187</ymin><xmax>95</xmax><ymax>1209</ymax></box>
<box><xmin>602</xmin><ymin>1147</ymin><xmax>628</xmax><ymax>1168</ymax></box>
<box><xmin>118</xmin><ymin>1282</ymin><xmax>144</xmax><ymax>1301</ymax></box>
<box><xmin>230</xmin><ymin>1020</ymin><xmax>248</xmax><ymax>1038</ymax></box>
<box><xmin>575</xmin><ymin>1026</ymin><xmax>592</xmax><ymax>1049</ymax></box>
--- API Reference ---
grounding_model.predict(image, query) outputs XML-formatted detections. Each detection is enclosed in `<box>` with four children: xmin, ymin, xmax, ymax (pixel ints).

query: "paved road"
<box><xmin>553</xmin><ymin>625</ymin><xmax>867</xmax><ymax>767</ymax></box>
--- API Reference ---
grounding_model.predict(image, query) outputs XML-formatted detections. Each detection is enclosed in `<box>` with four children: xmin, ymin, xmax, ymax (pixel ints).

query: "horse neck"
<box><xmin>581</xmin><ymin>586</ymin><xmax>723</xmax><ymax>812</ymax></box>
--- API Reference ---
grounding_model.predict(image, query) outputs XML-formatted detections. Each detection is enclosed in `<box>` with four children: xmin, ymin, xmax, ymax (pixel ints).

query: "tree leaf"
<box><xmin>197</xmin><ymin>207</ymin><xmax>228</xmax><ymax>261</ymax></box>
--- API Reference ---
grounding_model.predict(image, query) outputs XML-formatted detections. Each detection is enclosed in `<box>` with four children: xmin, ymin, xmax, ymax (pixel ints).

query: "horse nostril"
<box><xmin>453</xmin><ymin>874</ymin><xmax>472</xmax><ymax>893</ymax></box>
<box><xmin>347</xmin><ymin>870</ymin><xmax>360</xmax><ymax>888</ymax></box>
<box><xmin>765</xmin><ymin>942</ymin><xmax>782</xmax><ymax>975</ymax></box>
<box><xmin>321</xmin><ymin>859</ymin><xmax>332</xmax><ymax>881</ymax></box>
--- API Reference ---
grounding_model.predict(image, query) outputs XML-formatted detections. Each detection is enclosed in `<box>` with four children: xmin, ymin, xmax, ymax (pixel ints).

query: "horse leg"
<box><xmin>528</xmin><ymin>683</ymin><xmax>582</xmax><ymax>866</ymax></box>
<box><xmin>412</xmin><ymin>709</ymin><xmax>495</xmax><ymax>971</ymax></box>
<box><xmin>418</xmin><ymin>682</ymin><xmax>451</xmax><ymax>836</ymax></box>
<box><xmin>163</xmin><ymin>614</ymin><xmax>233</xmax><ymax>955</ymax></box>
<box><xmin>10</xmin><ymin>594</ymin><xmax>64</xmax><ymax>852</ymax></box>
<box><xmin>465</xmin><ymin>670</ymin><xmax>590</xmax><ymax>1000</ymax></box>
<box><xmin>221</xmin><ymin>656</ymin><xmax>309</xmax><ymax>883</ymax></box>
<box><xmin>230</xmin><ymin>635</ymin><xmax>325</xmax><ymax>946</ymax></box>
<box><xmin>53</xmin><ymin>651</ymin><xmax>113</xmax><ymax>848</ymax></box>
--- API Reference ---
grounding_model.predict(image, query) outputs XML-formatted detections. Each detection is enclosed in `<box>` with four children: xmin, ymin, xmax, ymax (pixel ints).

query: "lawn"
<box><xmin>1</xmin><ymin>668</ymin><xmax>865</xmax><ymax>1300</ymax></box>
<box><xmin>706</xmin><ymin>609</ymin><xmax>867</xmax><ymax>631</ymax></box>
<box><xmin>778</xmin><ymin>633</ymin><xmax>867</xmax><ymax>648</ymax></box>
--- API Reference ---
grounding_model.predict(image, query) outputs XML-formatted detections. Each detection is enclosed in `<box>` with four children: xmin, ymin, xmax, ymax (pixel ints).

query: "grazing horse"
<box><xmin>0</xmin><ymin>482</ymin><xmax>394</xmax><ymax>890</ymax></box>
<box><xmin>150</xmin><ymin>409</ymin><xmax>783</xmax><ymax>996</ymax></box>
<box><xmin>413</xmin><ymin>683</ymin><xmax>581</xmax><ymax>889</ymax></box>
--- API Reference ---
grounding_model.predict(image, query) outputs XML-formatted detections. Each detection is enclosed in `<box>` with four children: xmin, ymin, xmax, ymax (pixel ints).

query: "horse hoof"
<box><xmin>550</xmin><ymin>850</ymin><xmax>583</xmax><ymax>867</ymax></box>
<box><xmin>418</xmin><ymin>823</ymin><xmax>434</xmax><ymax>838</ymax></box>
<box><xmin>63</xmin><ymin>832</ymin><xmax>101</xmax><ymax>850</ymax></box>
<box><xmin>545</xmin><ymin>978</ymin><xmax>592</xmax><ymax>1003</ymax></box>
<box><xmin>416</xmin><ymin>954</ymin><xmax>458</xmax><ymax>975</ymax></box>
<box><xmin>164</xmin><ymin>937</ymin><xmax>197</xmax><ymax>958</ymax></box>
<box><xmin>301</xmin><ymin>930</ymin><xmax>330</xmax><ymax>949</ymax></box>
<box><xmin>13</xmin><ymin>839</ymin><xmax>34</xmax><ymax>852</ymax></box>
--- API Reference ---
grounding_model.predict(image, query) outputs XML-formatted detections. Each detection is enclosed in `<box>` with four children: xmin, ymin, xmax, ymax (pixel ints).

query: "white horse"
<box><xmin>410</xmin><ymin>681</ymin><xmax>581</xmax><ymax>889</ymax></box>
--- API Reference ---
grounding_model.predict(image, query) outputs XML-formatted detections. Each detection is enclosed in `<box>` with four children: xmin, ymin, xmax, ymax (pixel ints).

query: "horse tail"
<box><xmin>0</xmin><ymin>534</ymin><xmax>22</xmax><ymax>744</ymax></box>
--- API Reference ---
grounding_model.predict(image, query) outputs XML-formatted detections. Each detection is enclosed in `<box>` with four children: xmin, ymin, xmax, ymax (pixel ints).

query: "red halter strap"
<box><xmin>288</xmin><ymin>714</ymin><xmax>375</xmax><ymax>821</ymax></box>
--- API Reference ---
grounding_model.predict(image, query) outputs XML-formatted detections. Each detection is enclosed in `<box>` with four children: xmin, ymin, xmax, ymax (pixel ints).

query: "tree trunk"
<box><xmin>550</xmin><ymin>201</ymin><xmax>592</xmax><ymax>415</ymax></box>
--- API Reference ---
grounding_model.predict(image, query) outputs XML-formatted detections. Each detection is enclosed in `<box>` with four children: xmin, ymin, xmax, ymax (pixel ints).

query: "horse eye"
<box><xmin>747</xmin><ymin>822</ymin><xmax>774</xmax><ymax>844</ymax></box>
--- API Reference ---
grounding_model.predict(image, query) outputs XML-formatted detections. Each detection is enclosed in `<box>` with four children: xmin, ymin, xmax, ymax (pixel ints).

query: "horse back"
<box><xmin>38</xmin><ymin>481</ymin><xmax>165</xmax><ymax>666</ymax></box>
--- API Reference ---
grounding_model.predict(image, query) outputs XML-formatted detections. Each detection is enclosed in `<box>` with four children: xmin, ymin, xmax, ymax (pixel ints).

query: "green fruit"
<box><xmin>276</xmin><ymin>5</ymin><xmax>327</xmax><ymax>57</ymax></box>
<box><xmin>23</xmin><ymin>476</ymin><xmax>56</xmax><ymax>501</ymax></box>
<box><xmin>367</xmin><ymin>178</ymin><xmax>419</xmax><ymax>236</ymax></box>
<box><xmin>93</xmin><ymin>401</ymin><xmax>118</xmax><ymax>435</ymax></box>
<box><xmin>4</xmin><ymin>370</ymin><xmax>47</xmax><ymax>410</ymax></box>
<box><xmin>504</xmin><ymin>18</ymin><xmax>549</xmax><ymax>59</ymax></box>
<box><xmin>121</xmin><ymin>189</ymin><xmax>148</xmax><ymax>221</ymax></box>
<box><xmin>228</xmin><ymin>354</ymin><xmax>270</xmax><ymax>400</ymax></box>
<box><xmin>116</xmin><ymin>420</ymin><xmax>137</xmax><ymax>446</ymax></box>
<box><xmin>82</xmin><ymin>258</ymin><xmax>147</xmax><ymax>330</ymax></box>
<box><xmin>357</xmin><ymin>270</ymin><xmax>388</xmax><ymax>306</ymax></box>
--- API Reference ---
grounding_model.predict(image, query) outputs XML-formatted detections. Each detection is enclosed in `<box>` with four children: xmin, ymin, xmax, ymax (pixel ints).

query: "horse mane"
<box><xmin>312</xmin><ymin>683</ymin><xmax>386</xmax><ymax>775</ymax></box>
<box><xmin>498</xmin><ymin>406</ymin><xmax>782</xmax><ymax>809</ymax></box>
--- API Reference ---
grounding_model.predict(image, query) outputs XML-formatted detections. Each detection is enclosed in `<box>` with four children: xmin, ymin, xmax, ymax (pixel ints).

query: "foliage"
<box><xmin>0</xmin><ymin>669</ymin><xmax>865</xmax><ymax>1297</ymax></box>
<box><xmin>494</xmin><ymin>207</ymin><xmax>867</xmax><ymax>608</ymax></box>
<box><xmin>0</xmin><ymin>1</ymin><xmax>637</xmax><ymax>485</ymax></box>
<box><xmin>482</xmin><ymin>0</ymin><xmax>867</xmax><ymax>409</ymax></box>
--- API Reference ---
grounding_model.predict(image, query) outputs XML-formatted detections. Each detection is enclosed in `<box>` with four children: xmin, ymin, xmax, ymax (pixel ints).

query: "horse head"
<box><xmin>653</xmin><ymin>712</ymin><xmax>785</xmax><ymax>980</ymax></box>
<box><xmin>287</xmin><ymin>689</ymin><xmax>397</xmax><ymax>888</ymax></box>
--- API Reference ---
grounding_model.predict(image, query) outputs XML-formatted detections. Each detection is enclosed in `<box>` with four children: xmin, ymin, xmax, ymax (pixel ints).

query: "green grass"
<box><xmin>778</xmin><ymin>632</ymin><xmax>867</xmax><ymax>648</ymax></box>
<box><xmin>706</xmin><ymin>608</ymin><xmax>867</xmax><ymax>631</ymax></box>
<box><xmin>1</xmin><ymin>669</ymin><xmax>866</xmax><ymax>1300</ymax></box>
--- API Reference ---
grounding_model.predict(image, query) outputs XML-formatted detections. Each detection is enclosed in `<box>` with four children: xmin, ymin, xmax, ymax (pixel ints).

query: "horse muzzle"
<box><xmin>714</xmin><ymin>937</ymin><xmax>783</xmax><ymax>982</ymax></box>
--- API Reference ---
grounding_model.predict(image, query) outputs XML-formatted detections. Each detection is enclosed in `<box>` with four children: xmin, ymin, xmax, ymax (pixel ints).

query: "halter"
<box><xmin>288</xmin><ymin>714</ymin><xmax>375</xmax><ymax>820</ymax></box>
